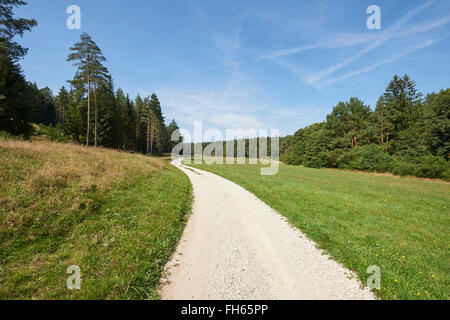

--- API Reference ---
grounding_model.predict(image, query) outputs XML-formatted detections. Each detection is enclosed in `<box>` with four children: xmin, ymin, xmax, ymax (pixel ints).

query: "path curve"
<box><xmin>160</xmin><ymin>158</ymin><xmax>375</xmax><ymax>300</ymax></box>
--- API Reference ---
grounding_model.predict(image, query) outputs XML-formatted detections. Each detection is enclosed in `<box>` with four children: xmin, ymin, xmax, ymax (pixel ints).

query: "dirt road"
<box><xmin>160</xmin><ymin>159</ymin><xmax>375</xmax><ymax>300</ymax></box>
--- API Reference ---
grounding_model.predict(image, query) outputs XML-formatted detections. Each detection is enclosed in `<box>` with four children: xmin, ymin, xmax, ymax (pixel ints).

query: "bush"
<box><xmin>0</xmin><ymin>131</ymin><xmax>11</xmax><ymax>140</ymax></box>
<box><xmin>336</xmin><ymin>145</ymin><xmax>393</xmax><ymax>172</ymax></box>
<box><xmin>442</xmin><ymin>169</ymin><xmax>450</xmax><ymax>182</ymax></box>
<box><xmin>0</xmin><ymin>131</ymin><xmax>24</xmax><ymax>141</ymax></box>
<box><xmin>36</xmin><ymin>124</ymin><xmax>69</xmax><ymax>142</ymax></box>
<box><xmin>336</xmin><ymin>150</ymin><xmax>354</xmax><ymax>170</ymax></box>
<box><xmin>414</xmin><ymin>155</ymin><xmax>449</xmax><ymax>179</ymax></box>
<box><xmin>350</xmin><ymin>145</ymin><xmax>393</xmax><ymax>172</ymax></box>
<box><xmin>393</xmin><ymin>156</ymin><xmax>449</xmax><ymax>179</ymax></box>
<box><xmin>392</xmin><ymin>161</ymin><xmax>416</xmax><ymax>177</ymax></box>
<box><xmin>322</xmin><ymin>148</ymin><xmax>346</xmax><ymax>168</ymax></box>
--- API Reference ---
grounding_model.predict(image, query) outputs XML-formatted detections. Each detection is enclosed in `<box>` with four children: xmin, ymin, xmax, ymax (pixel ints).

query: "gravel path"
<box><xmin>159</xmin><ymin>159</ymin><xmax>375</xmax><ymax>300</ymax></box>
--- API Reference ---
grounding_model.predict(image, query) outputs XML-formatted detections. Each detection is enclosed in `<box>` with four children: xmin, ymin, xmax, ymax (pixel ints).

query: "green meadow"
<box><xmin>189</xmin><ymin>161</ymin><xmax>450</xmax><ymax>300</ymax></box>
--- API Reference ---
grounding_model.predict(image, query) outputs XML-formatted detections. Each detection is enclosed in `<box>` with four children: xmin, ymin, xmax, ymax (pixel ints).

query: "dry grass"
<box><xmin>1</xmin><ymin>139</ymin><xmax>163</xmax><ymax>190</ymax></box>
<box><xmin>0</xmin><ymin>139</ymin><xmax>191</xmax><ymax>299</ymax></box>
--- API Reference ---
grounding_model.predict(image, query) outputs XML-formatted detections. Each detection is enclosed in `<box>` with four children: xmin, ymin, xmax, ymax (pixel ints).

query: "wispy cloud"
<box><xmin>306</xmin><ymin>0</ymin><xmax>437</xmax><ymax>85</ymax></box>
<box><xmin>323</xmin><ymin>36</ymin><xmax>448</xmax><ymax>86</ymax></box>
<box><xmin>260</xmin><ymin>33</ymin><xmax>378</xmax><ymax>60</ymax></box>
<box><xmin>260</xmin><ymin>0</ymin><xmax>450</xmax><ymax>87</ymax></box>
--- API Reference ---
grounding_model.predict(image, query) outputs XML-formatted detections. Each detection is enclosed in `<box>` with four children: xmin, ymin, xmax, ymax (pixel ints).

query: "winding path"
<box><xmin>160</xmin><ymin>158</ymin><xmax>375</xmax><ymax>300</ymax></box>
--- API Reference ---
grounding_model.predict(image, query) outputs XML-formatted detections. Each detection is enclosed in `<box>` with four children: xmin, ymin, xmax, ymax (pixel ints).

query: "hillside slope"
<box><xmin>0</xmin><ymin>139</ymin><xmax>191</xmax><ymax>299</ymax></box>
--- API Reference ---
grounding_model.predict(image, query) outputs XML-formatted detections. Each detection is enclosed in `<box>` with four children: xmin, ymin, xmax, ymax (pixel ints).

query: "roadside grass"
<box><xmin>0</xmin><ymin>139</ymin><xmax>191</xmax><ymax>299</ymax></box>
<box><xmin>188</xmin><ymin>161</ymin><xmax>449</xmax><ymax>300</ymax></box>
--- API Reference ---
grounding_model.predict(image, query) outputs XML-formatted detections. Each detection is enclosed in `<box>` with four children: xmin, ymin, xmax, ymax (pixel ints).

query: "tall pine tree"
<box><xmin>67</xmin><ymin>33</ymin><xmax>106</xmax><ymax>146</ymax></box>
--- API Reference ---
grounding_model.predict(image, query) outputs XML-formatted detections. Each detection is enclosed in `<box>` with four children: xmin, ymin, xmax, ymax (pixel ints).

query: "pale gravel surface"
<box><xmin>159</xmin><ymin>158</ymin><xmax>375</xmax><ymax>300</ymax></box>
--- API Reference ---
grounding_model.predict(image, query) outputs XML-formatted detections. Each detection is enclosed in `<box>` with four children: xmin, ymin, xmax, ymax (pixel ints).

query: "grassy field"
<box><xmin>0</xmin><ymin>139</ymin><xmax>191</xmax><ymax>299</ymax></box>
<box><xmin>189</xmin><ymin>161</ymin><xmax>449</xmax><ymax>300</ymax></box>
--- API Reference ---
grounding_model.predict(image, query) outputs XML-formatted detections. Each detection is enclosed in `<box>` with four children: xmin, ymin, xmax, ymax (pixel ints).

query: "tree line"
<box><xmin>0</xmin><ymin>1</ymin><xmax>181</xmax><ymax>155</ymax></box>
<box><xmin>280</xmin><ymin>75</ymin><xmax>449</xmax><ymax>180</ymax></box>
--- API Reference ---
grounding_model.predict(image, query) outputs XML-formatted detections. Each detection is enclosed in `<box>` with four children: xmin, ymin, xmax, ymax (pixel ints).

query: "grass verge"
<box><xmin>0</xmin><ymin>139</ymin><xmax>191</xmax><ymax>299</ymax></box>
<box><xmin>189</xmin><ymin>161</ymin><xmax>449</xmax><ymax>300</ymax></box>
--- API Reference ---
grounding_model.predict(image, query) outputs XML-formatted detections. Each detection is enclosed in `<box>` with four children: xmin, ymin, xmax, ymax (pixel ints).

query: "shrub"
<box><xmin>414</xmin><ymin>155</ymin><xmax>449</xmax><ymax>179</ymax></box>
<box><xmin>36</xmin><ymin>124</ymin><xmax>69</xmax><ymax>142</ymax></box>
<box><xmin>0</xmin><ymin>131</ymin><xmax>11</xmax><ymax>140</ymax></box>
<box><xmin>336</xmin><ymin>145</ymin><xmax>393</xmax><ymax>172</ymax></box>
<box><xmin>392</xmin><ymin>161</ymin><xmax>416</xmax><ymax>177</ymax></box>
<box><xmin>442</xmin><ymin>169</ymin><xmax>450</xmax><ymax>182</ymax></box>
<box><xmin>350</xmin><ymin>145</ymin><xmax>393</xmax><ymax>172</ymax></box>
<box><xmin>336</xmin><ymin>150</ymin><xmax>354</xmax><ymax>169</ymax></box>
<box><xmin>322</xmin><ymin>148</ymin><xmax>346</xmax><ymax>168</ymax></box>
<box><xmin>392</xmin><ymin>156</ymin><xmax>449</xmax><ymax>179</ymax></box>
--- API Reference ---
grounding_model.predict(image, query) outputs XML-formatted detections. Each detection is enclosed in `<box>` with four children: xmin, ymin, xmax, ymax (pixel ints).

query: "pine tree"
<box><xmin>326</xmin><ymin>97</ymin><xmax>372</xmax><ymax>149</ymax></box>
<box><xmin>55</xmin><ymin>86</ymin><xmax>69</xmax><ymax>133</ymax></box>
<box><xmin>134</xmin><ymin>95</ymin><xmax>147</xmax><ymax>153</ymax></box>
<box><xmin>148</xmin><ymin>94</ymin><xmax>167</xmax><ymax>154</ymax></box>
<box><xmin>374</xmin><ymin>96</ymin><xmax>394</xmax><ymax>152</ymax></box>
<box><xmin>67</xmin><ymin>33</ymin><xmax>106</xmax><ymax>146</ymax></box>
<box><xmin>0</xmin><ymin>0</ymin><xmax>37</xmax><ymax>61</ymax></box>
<box><xmin>167</xmin><ymin>119</ymin><xmax>182</xmax><ymax>152</ymax></box>
<box><xmin>0</xmin><ymin>0</ymin><xmax>37</xmax><ymax>137</ymax></box>
<box><xmin>427</xmin><ymin>89</ymin><xmax>450</xmax><ymax>159</ymax></box>
<box><xmin>95</xmin><ymin>76</ymin><xmax>117</xmax><ymax>148</ymax></box>
<box><xmin>124</xmin><ymin>94</ymin><xmax>136</xmax><ymax>151</ymax></box>
<box><xmin>383</xmin><ymin>75</ymin><xmax>423</xmax><ymax>135</ymax></box>
<box><xmin>65</xmin><ymin>80</ymin><xmax>85</xmax><ymax>143</ymax></box>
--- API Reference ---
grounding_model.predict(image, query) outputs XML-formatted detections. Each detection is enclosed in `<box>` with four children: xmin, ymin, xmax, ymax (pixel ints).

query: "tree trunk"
<box><xmin>386</xmin><ymin>133</ymin><xmax>390</xmax><ymax>153</ymax></box>
<box><xmin>61</xmin><ymin>103</ymin><xmax>65</xmax><ymax>134</ymax></box>
<box><xmin>146</xmin><ymin>116</ymin><xmax>150</xmax><ymax>154</ymax></box>
<box><xmin>94</xmin><ymin>83</ymin><xmax>98</xmax><ymax>147</ymax></box>
<box><xmin>86</xmin><ymin>73</ymin><xmax>90</xmax><ymax>147</ymax></box>
<box><xmin>150</xmin><ymin>112</ymin><xmax>155</xmax><ymax>155</ymax></box>
<box><xmin>136</xmin><ymin>111</ymin><xmax>139</xmax><ymax>152</ymax></box>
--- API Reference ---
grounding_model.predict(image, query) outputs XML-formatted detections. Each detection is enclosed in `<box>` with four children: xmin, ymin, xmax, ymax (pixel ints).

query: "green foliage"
<box><xmin>0</xmin><ymin>42</ymin><xmax>34</xmax><ymax>137</ymax></box>
<box><xmin>167</xmin><ymin>119</ymin><xmax>182</xmax><ymax>152</ymax></box>
<box><xmin>281</xmin><ymin>75</ymin><xmax>448</xmax><ymax>180</ymax></box>
<box><xmin>0</xmin><ymin>0</ymin><xmax>37</xmax><ymax>137</ymax></box>
<box><xmin>442</xmin><ymin>169</ymin><xmax>450</xmax><ymax>181</ymax></box>
<box><xmin>36</xmin><ymin>124</ymin><xmax>69</xmax><ymax>143</ymax></box>
<box><xmin>393</xmin><ymin>128</ymin><xmax>430</xmax><ymax>164</ymax></box>
<box><xmin>280</xmin><ymin>131</ymin><xmax>306</xmax><ymax>165</ymax></box>
<box><xmin>347</xmin><ymin>145</ymin><xmax>393</xmax><ymax>172</ymax></box>
<box><xmin>326</xmin><ymin>97</ymin><xmax>373</xmax><ymax>149</ymax></box>
<box><xmin>303</xmin><ymin>125</ymin><xmax>328</xmax><ymax>168</ymax></box>
<box><xmin>382</xmin><ymin>74</ymin><xmax>423</xmax><ymax>141</ymax></box>
<box><xmin>427</xmin><ymin>89</ymin><xmax>450</xmax><ymax>159</ymax></box>
<box><xmin>392</xmin><ymin>161</ymin><xmax>416</xmax><ymax>177</ymax></box>
<box><xmin>0</xmin><ymin>0</ymin><xmax>37</xmax><ymax>61</ymax></box>
<box><xmin>414</xmin><ymin>156</ymin><xmax>449</xmax><ymax>179</ymax></box>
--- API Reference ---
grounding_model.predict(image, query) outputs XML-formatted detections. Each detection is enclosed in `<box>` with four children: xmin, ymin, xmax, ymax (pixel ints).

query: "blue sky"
<box><xmin>15</xmin><ymin>0</ymin><xmax>450</xmax><ymax>138</ymax></box>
